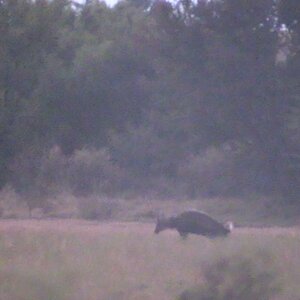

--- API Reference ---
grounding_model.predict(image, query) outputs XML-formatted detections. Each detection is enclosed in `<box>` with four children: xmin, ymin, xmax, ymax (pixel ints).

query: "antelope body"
<box><xmin>154</xmin><ymin>210</ymin><xmax>233</xmax><ymax>238</ymax></box>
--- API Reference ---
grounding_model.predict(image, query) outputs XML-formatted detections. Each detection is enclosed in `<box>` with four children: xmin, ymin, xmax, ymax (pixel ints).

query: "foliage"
<box><xmin>0</xmin><ymin>0</ymin><xmax>299</xmax><ymax>205</ymax></box>
<box><xmin>9</xmin><ymin>146</ymin><xmax>126</xmax><ymax>213</ymax></box>
<box><xmin>178</xmin><ymin>250</ymin><xmax>281</xmax><ymax>300</ymax></box>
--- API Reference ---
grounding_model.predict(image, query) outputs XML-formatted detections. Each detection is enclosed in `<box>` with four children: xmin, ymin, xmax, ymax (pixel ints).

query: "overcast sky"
<box><xmin>105</xmin><ymin>0</ymin><xmax>119</xmax><ymax>6</ymax></box>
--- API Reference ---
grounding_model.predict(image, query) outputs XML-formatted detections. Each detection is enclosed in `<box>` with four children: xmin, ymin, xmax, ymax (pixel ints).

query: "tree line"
<box><xmin>0</xmin><ymin>0</ymin><xmax>299</xmax><ymax>209</ymax></box>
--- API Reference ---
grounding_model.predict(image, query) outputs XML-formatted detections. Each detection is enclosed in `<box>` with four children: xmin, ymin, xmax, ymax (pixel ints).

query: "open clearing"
<box><xmin>1</xmin><ymin>219</ymin><xmax>300</xmax><ymax>300</ymax></box>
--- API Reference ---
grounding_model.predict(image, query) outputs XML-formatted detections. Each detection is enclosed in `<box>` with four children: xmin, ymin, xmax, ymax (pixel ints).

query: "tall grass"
<box><xmin>0</xmin><ymin>221</ymin><xmax>300</xmax><ymax>300</ymax></box>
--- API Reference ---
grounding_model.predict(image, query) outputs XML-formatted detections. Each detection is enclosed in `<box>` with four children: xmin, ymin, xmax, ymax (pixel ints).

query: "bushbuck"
<box><xmin>154</xmin><ymin>210</ymin><xmax>233</xmax><ymax>238</ymax></box>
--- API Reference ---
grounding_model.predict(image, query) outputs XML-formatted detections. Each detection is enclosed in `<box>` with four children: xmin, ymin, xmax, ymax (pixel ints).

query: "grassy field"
<box><xmin>1</xmin><ymin>219</ymin><xmax>300</xmax><ymax>300</ymax></box>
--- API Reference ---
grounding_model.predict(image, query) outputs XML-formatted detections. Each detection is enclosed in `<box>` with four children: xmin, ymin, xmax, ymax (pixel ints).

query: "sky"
<box><xmin>105</xmin><ymin>0</ymin><xmax>119</xmax><ymax>6</ymax></box>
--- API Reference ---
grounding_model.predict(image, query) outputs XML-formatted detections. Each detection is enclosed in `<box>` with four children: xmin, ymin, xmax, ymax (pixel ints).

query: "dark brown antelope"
<box><xmin>154</xmin><ymin>210</ymin><xmax>233</xmax><ymax>238</ymax></box>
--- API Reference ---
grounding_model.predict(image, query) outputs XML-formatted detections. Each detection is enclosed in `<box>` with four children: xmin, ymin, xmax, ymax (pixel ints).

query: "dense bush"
<box><xmin>9</xmin><ymin>146</ymin><xmax>126</xmax><ymax>213</ymax></box>
<box><xmin>177</xmin><ymin>148</ymin><xmax>236</xmax><ymax>198</ymax></box>
<box><xmin>178</xmin><ymin>250</ymin><xmax>281</xmax><ymax>300</ymax></box>
<box><xmin>67</xmin><ymin>148</ymin><xmax>126</xmax><ymax>197</ymax></box>
<box><xmin>77</xmin><ymin>196</ymin><xmax>120</xmax><ymax>220</ymax></box>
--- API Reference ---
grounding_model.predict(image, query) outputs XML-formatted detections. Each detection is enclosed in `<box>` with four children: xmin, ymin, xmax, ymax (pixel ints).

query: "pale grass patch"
<box><xmin>0</xmin><ymin>220</ymin><xmax>300</xmax><ymax>300</ymax></box>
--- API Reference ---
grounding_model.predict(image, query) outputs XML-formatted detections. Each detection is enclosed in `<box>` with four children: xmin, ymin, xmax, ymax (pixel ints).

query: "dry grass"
<box><xmin>0</xmin><ymin>220</ymin><xmax>300</xmax><ymax>300</ymax></box>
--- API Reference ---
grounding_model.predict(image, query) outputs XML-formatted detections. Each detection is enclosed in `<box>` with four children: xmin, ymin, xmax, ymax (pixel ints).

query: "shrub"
<box><xmin>178</xmin><ymin>250</ymin><xmax>281</xmax><ymax>300</ymax></box>
<box><xmin>177</xmin><ymin>148</ymin><xmax>236</xmax><ymax>197</ymax></box>
<box><xmin>10</xmin><ymin>146</ymin><xmax>126</xmax><ymax>198</ymax></box>
<box><xmin>8</xmin><ymin>146</ymin><xmax>68</xmax><ymax>214</ymax></box>
<box><xmin>67</xmin><ymin>147</ymin><xmax>126</xmax><ymax>197</ymax></box>
<box><xmin>77</xmin><ymin>196</ymin><xmax>120</xmax><ymax>220</ymax></box>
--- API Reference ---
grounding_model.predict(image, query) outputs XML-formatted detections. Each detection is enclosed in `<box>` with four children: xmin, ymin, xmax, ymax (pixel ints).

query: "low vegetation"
<box><xmin>0</xmin><ymin>220</ymin><xmax>300</xmax><ymax>300</ymax></box>
<box><xmin>179</xmin><ymin>249</ymin><xmax>280</xmax><ymax>300</ymax></box>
